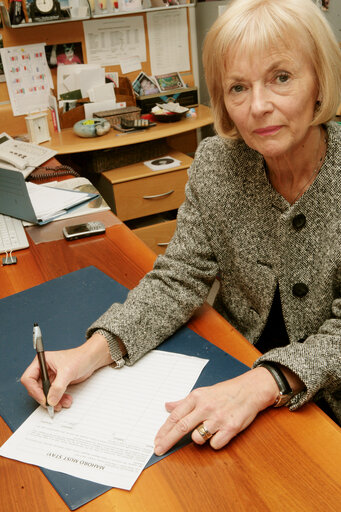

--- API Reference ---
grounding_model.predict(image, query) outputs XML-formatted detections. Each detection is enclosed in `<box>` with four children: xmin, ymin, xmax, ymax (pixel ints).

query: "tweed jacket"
<box><xmin>88</xmin><ymin>122</ymin><xmax>341</xmax><ymax>422</ymax></box>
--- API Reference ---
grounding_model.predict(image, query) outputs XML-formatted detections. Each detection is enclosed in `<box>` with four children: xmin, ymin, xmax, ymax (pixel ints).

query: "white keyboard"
<box><xmin>0</xmin><ymin>214</ymin><xmax>29</xmax><ymax>254</ymax></box>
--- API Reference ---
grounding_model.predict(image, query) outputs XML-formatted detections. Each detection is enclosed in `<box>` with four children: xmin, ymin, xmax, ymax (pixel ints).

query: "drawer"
<box><xmin>97</xmin><ymin>149</ymin><xmax>193</xmax><ymax>222</ymax></box>
<box><xmin>133</xmin><ymin>219</ymin><xmax>177</xmax><ymax>255</ymax></box>
<box><xmin>114</xmin><ymin>169</ymin><xmax>187</xmax><ymax>221</ymax></box>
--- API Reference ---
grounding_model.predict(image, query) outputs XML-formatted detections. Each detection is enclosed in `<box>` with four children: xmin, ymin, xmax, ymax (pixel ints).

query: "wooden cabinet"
<box><xmin>97</xmin><ymin>149</ymin><xmax>193</xmax><ymax>254</ymax></box>
<box><xmin>25</xmin><ymin>104</ymin><xmax>211</xmax><ymax>254</ymax></box>
<box><xmin>131</xmin><ymin>218</ymin><xmax>177</xmax><ymax>254</ymax></box>
<box><xmin>37</xmin><ymin>104</ymin><xmax>212</xmax><ymax>255</ymax></box>
<box><xmin>98</xmin><ymin>149</ymin><xmax>191</xmax><ymax>221</ymax></box>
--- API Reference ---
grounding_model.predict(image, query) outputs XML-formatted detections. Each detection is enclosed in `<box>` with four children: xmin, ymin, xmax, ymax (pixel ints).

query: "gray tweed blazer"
<box><xmin>88</xmin><ymin>122</ymin><xmax>341</xmax><ymax>423</ymax></box>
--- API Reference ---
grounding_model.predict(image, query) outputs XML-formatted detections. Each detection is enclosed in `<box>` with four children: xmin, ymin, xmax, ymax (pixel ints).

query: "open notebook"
<box><xmin>0</xmin><ymin>167</ymin><xmax>97</xmax><ymax>225</ymax></box>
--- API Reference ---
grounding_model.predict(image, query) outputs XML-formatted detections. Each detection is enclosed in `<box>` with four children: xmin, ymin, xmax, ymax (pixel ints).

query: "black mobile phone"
<box><xmin>62</xmin><ymin>221</ymin><xmax>106</xmax><ymax>241</ymax></box>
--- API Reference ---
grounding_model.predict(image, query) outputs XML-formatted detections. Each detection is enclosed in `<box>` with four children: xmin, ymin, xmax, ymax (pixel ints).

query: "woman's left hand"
<box><xmin>154</xmin><ymin>367</ymin><xmax>279</xmax><ymax>455</ymax></box>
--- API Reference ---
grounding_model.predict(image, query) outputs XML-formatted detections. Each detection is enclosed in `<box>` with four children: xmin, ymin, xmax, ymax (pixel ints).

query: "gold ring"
<box><xmin>196</xmin><ymin>423</ymin><xmax>213</xmax><ymax>441</ymax></box>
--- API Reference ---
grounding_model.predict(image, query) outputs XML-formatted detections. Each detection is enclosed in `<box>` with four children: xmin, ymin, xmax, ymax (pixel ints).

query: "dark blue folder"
<box><xmin>0</xmin><ymin>266</ymin><xmax>248</xmax><ymax>510</ymax></box>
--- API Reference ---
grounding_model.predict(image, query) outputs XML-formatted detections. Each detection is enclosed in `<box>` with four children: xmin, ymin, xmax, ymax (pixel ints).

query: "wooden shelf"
<box><xmin>0</xmin><ymin>2</ymin><xmax>194</xmax><ymax>29</ymax></box>
<box><xmin>91</xmin><ymin>3</ymin><xmax>195</xmax><ymax>20</ymax></box>
<box><xmin>42</xmin><ymin>105</ymin><xmax>213</xmax><ymax>155</ymax></box>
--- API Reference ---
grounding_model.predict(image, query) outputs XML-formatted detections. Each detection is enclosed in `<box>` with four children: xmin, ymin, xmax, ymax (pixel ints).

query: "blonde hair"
<box><xmin>203</xmin><ymin>0</ymin><xmax>341</xmax><ymax>139</ymax></box>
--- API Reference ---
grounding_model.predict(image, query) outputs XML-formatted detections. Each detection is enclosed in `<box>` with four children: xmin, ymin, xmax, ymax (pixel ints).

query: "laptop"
<box><xmin>0</xmin><ymin>168</ymin><xmax>97</xmax><ymax>225</ymax></box>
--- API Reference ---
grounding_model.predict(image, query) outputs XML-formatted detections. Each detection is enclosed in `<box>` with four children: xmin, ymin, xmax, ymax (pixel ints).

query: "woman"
<box><xmin>22</xmin><ymin>0</ymin><xmax>341</xmax><ymax>456</ymax></box>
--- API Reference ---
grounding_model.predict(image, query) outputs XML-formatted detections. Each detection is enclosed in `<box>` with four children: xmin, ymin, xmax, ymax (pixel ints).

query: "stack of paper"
<box><xmin>57</xmin><ymin>64</ymin><xmax>105</xmax><ymax>100</ymax></box>
<box><xmin>0</xmin><ymin>168</ymin><xmax>98</xmax><ymax>225</ymax></box>
<box><xmin>26</xmin><ymin>182</ymin><xmax>97</xmax><ymax>223</ymax></box>
<box><xmin>42</xmin><ymin>177</ymin><xmax>110</xmax><ymax>221</ymax></box>
<box><xmin>57</xmin><ymin>65</ymin><xmax>126</xmax><ymax>118</ymax></box>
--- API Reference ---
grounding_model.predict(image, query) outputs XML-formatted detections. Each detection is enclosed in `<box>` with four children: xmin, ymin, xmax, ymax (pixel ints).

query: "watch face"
<box><xmin>35</xmin><ymin>0</ymin><xmax>55</xmax><ymax>13</ymax></box>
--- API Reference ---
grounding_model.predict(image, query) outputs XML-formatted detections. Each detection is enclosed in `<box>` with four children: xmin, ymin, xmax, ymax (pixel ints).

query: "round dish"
<box><xmin>153</xmin><ymin>112</ymin><xmax>185</xmax><ymax>123</ymax></box>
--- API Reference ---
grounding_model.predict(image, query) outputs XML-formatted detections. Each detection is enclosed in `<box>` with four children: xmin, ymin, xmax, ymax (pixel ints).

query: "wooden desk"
<box><xmin>42</xmin><ymin>105</ymin><xmax>214</xmax><ymax>155</ymax></box>
<box><xmin>1</xmin><ymin>217</ymin><xmax>340</xmax><ymax>512</ymax></box>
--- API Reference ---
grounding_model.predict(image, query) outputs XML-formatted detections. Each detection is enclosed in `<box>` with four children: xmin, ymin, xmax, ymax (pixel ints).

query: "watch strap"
<box><xmin>258</xmin><ymin>362</ymin><xmax>294</xmax><ymax>407</ymax></box>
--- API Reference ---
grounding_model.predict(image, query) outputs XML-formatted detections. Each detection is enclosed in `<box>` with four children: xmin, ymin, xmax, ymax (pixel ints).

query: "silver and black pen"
<box><xmin>33</xmin><ymin>323</ymin><xmax>54</xmax><ymax>418</ymax></box>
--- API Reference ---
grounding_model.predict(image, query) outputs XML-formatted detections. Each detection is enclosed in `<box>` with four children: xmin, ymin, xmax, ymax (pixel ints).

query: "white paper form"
<box><xmin>147</xmin><ymin>10</ymin><xmax>190</xmax><ymax>76</ymax></box>
<box><xmin>120</xmin><ymin>55</ymin><xmax>142</xmax><ymax>75</ymax></box>
<box><xmin>83</xmin><ymin>16</ymin><xmax>146</xmax><ymax>67</ymax></box>
<box><xmin>0</xmin><ymin>44</ymin><xmax>53</xmax><ymax>116</ymax></box>
<box><xmin>0</xmin><ymin>350</ymin><xmax>208</xmax><ymax>490</ymax></box>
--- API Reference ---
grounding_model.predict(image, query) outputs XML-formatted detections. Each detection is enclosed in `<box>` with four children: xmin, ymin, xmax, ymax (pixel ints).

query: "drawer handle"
<box><xmin>157</xmin><ymin>242</ymin><xmax>170</xmax><ymax>247</ymax></box>
<box><xmin>143</xmin><ymin>190</ymin><xmax>174</xmax><ymax>199</ymax></box>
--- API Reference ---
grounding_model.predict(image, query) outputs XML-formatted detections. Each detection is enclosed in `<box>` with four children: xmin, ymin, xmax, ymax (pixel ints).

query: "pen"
<box><xmin>33</xmin><ymin>323</ymin><xmax>54</xmax><ymax>418</ymax></box>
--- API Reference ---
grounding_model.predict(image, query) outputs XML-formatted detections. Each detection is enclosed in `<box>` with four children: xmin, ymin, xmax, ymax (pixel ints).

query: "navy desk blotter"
<box><xmin>0</xmin><ymin>266</ymin><xmax>248</xmax><ymax>510</ymax></box>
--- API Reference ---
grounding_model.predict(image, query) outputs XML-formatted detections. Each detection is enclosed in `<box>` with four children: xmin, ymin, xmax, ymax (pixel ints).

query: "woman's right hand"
<box><xmin>21</xmin><ymin>333</ymin><xmax>112</xmax><ymax>412</ymax></box>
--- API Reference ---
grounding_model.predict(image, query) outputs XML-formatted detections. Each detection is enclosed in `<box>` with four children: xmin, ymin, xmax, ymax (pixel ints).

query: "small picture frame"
<box><xmin>45</xmin><ymin>42</ymin><xmax>84</xmax><ymax>69</ymax></box>
<box><xmin>154</xmin><ymin>72</ymin><xmax>185</xmax><ymax>92</ymax></box>
<box><xmin>132</xmin><ymin>72</ymin><xmax>159</xmax><ymax>96</ymax></box>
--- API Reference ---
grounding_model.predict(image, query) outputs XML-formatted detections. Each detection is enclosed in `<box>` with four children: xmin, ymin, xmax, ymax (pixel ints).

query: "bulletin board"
<box><xmin>0</xmin><ymin>8</ymin><xmax>196</xmax><ymax>135</ymax></box>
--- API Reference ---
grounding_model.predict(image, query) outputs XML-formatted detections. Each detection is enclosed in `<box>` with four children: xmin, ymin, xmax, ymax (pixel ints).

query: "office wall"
<box><xmin>195</xmin><ymin>0</ymin><xmax>227</xmax><ymax>106</ymax></box>
<box><xmin>324</xmin><ymin>0</ymin><xmax>341</xmax><ymax>39</ymax></box>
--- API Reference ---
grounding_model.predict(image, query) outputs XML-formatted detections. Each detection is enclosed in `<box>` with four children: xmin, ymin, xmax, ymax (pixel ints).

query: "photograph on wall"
<box><xmin>0</xmin><ymin>35</ymin><xmax>6</xmax><ymax>83</ymax></box>
<box><xmin>45</xmin><ymin>42</ymin><xmax>84</xmax><ymax>68</ymax></box>
<box><xmin>154</xmin><ymin>72</ymin><xmax>185</xmax><ymax>92</ymax></box>
<box><xmin>132</xmin><ymin>72</ymin><xmax>159</xmax><ymax>96</ymax></box>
